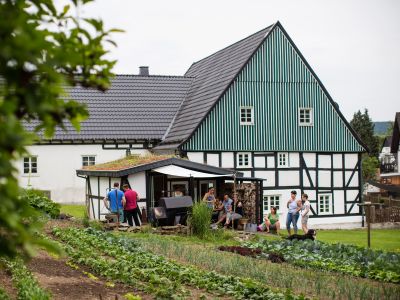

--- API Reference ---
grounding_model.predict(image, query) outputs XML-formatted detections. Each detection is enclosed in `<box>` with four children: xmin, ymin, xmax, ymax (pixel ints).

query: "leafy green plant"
<box><xmin>124</xmin><ymin>293</ymin><xmax>142</xmax><ymax>300</ymax></box>
<box><xmin>82</xmin><ymin>209</ymin><xmax>90</xmax><ymax>227</ymax></box>
<box><xmin>88</xmin><ymin>220</ymin><xmax>104</xmax><ymax>231</ymax></box>
<box><xmin>21</xmin><ymin>189</ymin><xmax>60</xmax><ymax>218</ymax></box>
<box><xmin>244</xmin><ymin>238</ymin><xmax>400</xmax><ymax>283</ymax></box>
<box><xmin>0</xmin><ymin>288</ymin><xmax>10</xmax><ymax>300</ymax></box>
<box><xmin>188</xmin><ymin>202</ymin><xmax>212</xmax><ymax>239</ymax></box>
<box><xmin>0</xmin><ymin>0</ymin><xmax>120</xmax><ymax>258</ymax></box>
<box><xmin>2</xmin><ymin>258</ymin><xmax>51</xmax><ymax>300</ymax></box>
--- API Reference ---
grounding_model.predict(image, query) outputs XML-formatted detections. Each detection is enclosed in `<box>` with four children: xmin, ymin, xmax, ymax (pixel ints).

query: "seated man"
<box><xmin>224</xmin><ymin>197</ymin><xmax>243</xmax><ymax>228</ymax></box>
<box><xmin>213</xmin><ymin>194</ymin><xmax>233</xmax><ymax>226</ymax></box>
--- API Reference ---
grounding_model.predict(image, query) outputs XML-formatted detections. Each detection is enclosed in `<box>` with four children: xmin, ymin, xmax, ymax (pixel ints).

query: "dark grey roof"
<box><xmin>382</xmin><ymin>136</ymin><xmax>392</xmax><ymax>148</ymax></box>
<box><xmin>390</xmin><ymin>112</ymin><xmax>400</xmax><ymax>153</ymax></box>
<box><xmin>77</xmin><ymin>157</ymin><xmax>242</xmax><ymax>178</ymax></box>
<box><xmin>26</xmin><ymin>75</ymin><xmax>193</xmax><ymax>141</ymax></box>
<box><xmin>159</xmin><ymin>23</ymin><xmax>275</xmax><ymax>146</ymax></box>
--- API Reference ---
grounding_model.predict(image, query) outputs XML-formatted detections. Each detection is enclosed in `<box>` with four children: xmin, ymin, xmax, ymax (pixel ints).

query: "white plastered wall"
<box><xmin>333</xmin><ymin>171</ymin><xmax>343</xmax><ymax>188</ymax></box>
<box><xmin>187</xmin><ymin>152</ymin><xmax>204</xmax><ymax>164</ymax></box>
<box><xmin>333</xmin><ymin>190</ymin><xmax>345</xmax><ymax>214</ymax></box>
<box><xmin>333</xmin><ymin>154</ymin><xmax>342</xmax><ymax>168</ymax></box>
<box><xmin>221</xmin><ymin>152</ymin><xmax>234</xmax><ymax>168</ymax></box>
<box><xmin>89</xmin><ymin>177</ymin><xmax>112</xmax><ymax>220</ymax></box>
<box><xmin>254</xmin><ymin>170</ymin><xmax>274</xmax><ymax>187</ymax></box>
<box><xmin>345</xmin><ymin>154</ymin><xmax>358</xmax><ymax>168</ymax></box>
<box><xmin>288</xmin><ymin>153</ymin><xmax>299</xmax><ymax>168</ymax></box>
<box><xmin>303</xmin><ymin>153</ymin><xmax>316</xmax><ymax>168</ymax></box>
<box><xmin>254</xmin><ymin>156</ymin><xmax>266</xmax><ymax>168</ymax></box>
<box><xmin>206</xmin><ymin>153</ymin><xmax>219</xmax><ymax>167</ymax></box>
<box><xmin>278</xmin><ymin>170</ymin><xmax>299</xmax><ymax>186</ymax></box>
<box><xmin>128</xmin><ymin>173</ymin><xmax>146</xmax><ymax>199</ymax></box>
<box><xmin>16</xmin><ymin>144</ymin><xmax>150</xmax><ymax>203</ymax></box>
<box><xmin>308</xmin><ymin>216</ymin><xmax>362</xmax><ymax>229</ymax></box>
<box><xmin>266</xmin><ymin>156</ymin><xmax>275</xmax><ymax>168</ymax></box>
<box><xmin>318</xmin><ymin>170</ymin><xmax>331</xmax><ymax>187</ymax></box>
<box><xmin>318</xmin><ymin>154</ymin><xmax>331</xmax><ymax>168</ymax></box>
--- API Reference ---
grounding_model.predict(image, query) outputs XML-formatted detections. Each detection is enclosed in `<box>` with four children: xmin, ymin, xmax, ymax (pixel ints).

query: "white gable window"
<box><xmin>23</xmin><ymin>156</ymin><xmax>37</xmax><ymax>174</ymax></box>
<box><xmin>263</xmin><ymin>195</ymin><xmax>281</xmax><ymax>214</ymax></box>
<box><xmin>299</xmin><ymin>108</ymin><xmax>313</xmax><ymax>126</ymax></box>
<box><xmin>277</xmin><ymin>152</ymin><xmax>289</xmax><ymax>168</ymax></box>
<box><xmin>82</xmin><ymin>155</ymin><xmax>96</xmax><ymax>167</ymax></box>
<box><xmin>237</xmin><ymin>153</ymin><xmax>251</xmax><ymax>168</ymax></box>
<box><xmin>240</xmin><ymin>106</ymin><xmax>254</xmax><ymax>125</ymax></box>
<box><xmin>318</xmin><ymin>194</ymin><xmax>332</xmax><ymax>214</ymax></box>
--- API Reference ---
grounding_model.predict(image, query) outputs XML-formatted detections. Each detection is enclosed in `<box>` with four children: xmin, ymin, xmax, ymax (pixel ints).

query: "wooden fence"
<box><xmin>364</xmin><ymin>195</ymin><xmax>400</xmax><ymax>223</ymax></box>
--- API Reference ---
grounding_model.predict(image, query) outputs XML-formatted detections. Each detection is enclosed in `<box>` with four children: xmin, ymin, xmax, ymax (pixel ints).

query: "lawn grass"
<box><xmin>60</xmin><ymin>204</ymin><xmax>85</xmax><ymax>218</ymax></box>
<box><xmin>129</xmin><ymin>233</ymin><xmax>400</xmax><ymax>300</ymax></box>
<box><xmin>317</xmin><ymin>229</ymin><xmax>400</xmax><ymax>252</ymax></box>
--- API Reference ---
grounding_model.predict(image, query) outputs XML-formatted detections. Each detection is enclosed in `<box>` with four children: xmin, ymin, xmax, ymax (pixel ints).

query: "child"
<box><xmin>301</xmin><ymin>194</ymin><xmax>310</xmax><ymax>233</ymax></box>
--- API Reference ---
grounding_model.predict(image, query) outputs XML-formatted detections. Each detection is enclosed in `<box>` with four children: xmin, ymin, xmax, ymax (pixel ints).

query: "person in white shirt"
<box><xmin>301</xmin><ymin>193</ymin><xmax>311</xmax><ymax>233</ymax></box>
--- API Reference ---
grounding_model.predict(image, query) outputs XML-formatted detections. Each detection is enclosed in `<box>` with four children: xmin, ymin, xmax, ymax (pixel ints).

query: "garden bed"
<box><xmin>28</xmin><ymin>251</ymin><xmax>144</xmax><ymax>300</ymax></box>
<box><xmin>218</xmin><ymin>246</ymin><xmax>261</xmax><ymax>257</ymax></box>
<box><xmin>52</xmin><ymin>227</ymin><xmax>306</xmax><ymax>299</ymax></box>
<box><xmin>244</xmin><ymin>238</ymin><xmax>400</xmax><ymax>283</ymax></box>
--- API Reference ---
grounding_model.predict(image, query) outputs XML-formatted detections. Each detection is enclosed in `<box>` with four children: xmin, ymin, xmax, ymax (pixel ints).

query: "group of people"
<box><xmin>103</xmin><ymin>182</ymin><xmax>141</xmax><ymax>227</ymax></box>
<box><xmin>103</xmin><ymin>184</ymin><xmax>311</xmax><ymax>234</ymax></box>
<box><xmin>257</xmin><ymin>190</ymin><xmax>310</xmax><ymax>235</ymax></box>
<box><xmin>202</xmin><ymin>187</ymin><xmax>243</xmax><ymax>228</ymax></box>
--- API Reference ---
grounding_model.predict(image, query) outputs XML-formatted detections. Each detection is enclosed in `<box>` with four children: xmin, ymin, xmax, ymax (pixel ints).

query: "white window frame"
<box><xmin>299</xmin><ymin>107</ymin><xmax>313</xmax><ymax>126</ymax></box>
<box><xmin>237</xmin><ymin>152</ymin><xmax>251</xmax><ymax>168</ymax></box>
<box><xmin>263</xmin><ymin>194</ymin><xmax>281</xmax><ymax>214</ymax></box>
<box><xmin>318</xmin><ymin>193</ymin><xmax>332</xmax><ymax>215</ymax></box>
<box><xmin>277</xmin><ymin>152</ymin><xmax>289</xmax><ymax>168</ymax></box>
<box><xmin>82</xmin><ymin>155</ymin><xmax>96</xmax><ymax>167</ymax></box>
<box><xmin>240</xmin><ymin>106</ymin><xmax>254</xmax><ymax>125</ymax></box>
<box><xmin>23</xmin><ymin>156</ymin><xmax>38</xmax><ymax>174</ymax></box>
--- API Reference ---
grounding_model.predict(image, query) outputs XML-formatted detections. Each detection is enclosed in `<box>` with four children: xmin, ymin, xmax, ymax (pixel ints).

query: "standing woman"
<box><xmin>286</xmin><ymin>190</ymin><xmax>301</xmax><ymax>235</ymax></box>
<box><xmin>202</xmin><ymin>187</ymin><xmax>216</xmax><ymax>209</ymax></box>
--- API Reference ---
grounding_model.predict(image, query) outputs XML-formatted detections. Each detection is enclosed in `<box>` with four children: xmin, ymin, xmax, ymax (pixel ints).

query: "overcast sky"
<box><xmin>80</xmin><ymin>0</ymin><xmax>399</xmax><ymax>122</ymax></box>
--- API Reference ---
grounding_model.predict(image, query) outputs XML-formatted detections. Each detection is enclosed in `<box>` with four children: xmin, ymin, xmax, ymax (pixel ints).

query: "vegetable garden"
<box><xmin>0</xmin><ymin>195</ymin><xmax>399</xmax><ymax>299</ymax></box>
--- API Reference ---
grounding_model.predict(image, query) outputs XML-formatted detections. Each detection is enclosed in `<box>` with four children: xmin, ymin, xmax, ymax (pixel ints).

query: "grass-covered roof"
<box><xmin>82</xmin><ymin>154</ymin><xmax>175</xmax><ymax>171</ymax></box>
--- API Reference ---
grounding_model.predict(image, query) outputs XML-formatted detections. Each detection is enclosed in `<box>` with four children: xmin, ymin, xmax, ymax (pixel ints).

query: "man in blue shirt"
<box><xmin>103</xmin><ymin>182</ymin><xmax>125</xmax><ymax>222</ymax></box>
<box><xmin>222</xmin><ymin>194</ymin><xmax>233</xmax><ymax>213</ymax></box>
<box><xmin>213</xmin><ymin>194</ymin><xmax>233</xmax><ymax>227</ymax></box>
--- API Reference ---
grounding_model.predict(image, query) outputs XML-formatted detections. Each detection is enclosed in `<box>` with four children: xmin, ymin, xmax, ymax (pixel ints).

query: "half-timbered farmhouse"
<box><xmin>18</xmin><ymin>22</ymin><xmax>367</xmax><ymax>227</ymax></box>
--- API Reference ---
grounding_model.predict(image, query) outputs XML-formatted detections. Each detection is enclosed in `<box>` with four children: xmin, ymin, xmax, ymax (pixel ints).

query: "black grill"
<box><xmin>153</xmin><ymin>196</ymin><xmax>193</xmax><ymax>226</ymax></box>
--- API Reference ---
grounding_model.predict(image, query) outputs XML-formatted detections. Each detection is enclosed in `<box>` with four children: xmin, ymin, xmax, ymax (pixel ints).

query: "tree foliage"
<box><xmin>362</xmin><ymin>156</ymin><xmax>379</xmax><ymax>182</ymax></box>
<box><xmin>350</xmin><ymin>109</ymin><xmax>381</xmax><ymax>183</ymax></box>
<box><xmin>350</xmin><ymin>109</ymin><xmax>380</xmax><ymax>157</ymax></box>
<box><xmin>0</xmin><ymin>0</ymin><xmax>121</xmax><ymax>257</ymax></box>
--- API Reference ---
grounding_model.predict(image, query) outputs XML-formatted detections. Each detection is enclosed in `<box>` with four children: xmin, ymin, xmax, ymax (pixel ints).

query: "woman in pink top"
<box><xmin>122</xmin><ymin>184</ymin><xmax>141</xmax><ymax>227</ymax></box>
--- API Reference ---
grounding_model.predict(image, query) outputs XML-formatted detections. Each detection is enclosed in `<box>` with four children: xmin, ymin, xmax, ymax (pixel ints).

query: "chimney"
<box><xmin>139</xmin><ymin>66</ymin><xmax>149</xmax><ymax>76</ymax></box>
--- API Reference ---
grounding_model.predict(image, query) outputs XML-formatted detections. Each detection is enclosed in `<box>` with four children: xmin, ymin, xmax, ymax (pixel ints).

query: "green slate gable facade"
<box><xmin>182</xmin><ymin>25</ymin><xmax>365</xmax><ymax>153</ymax></box>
